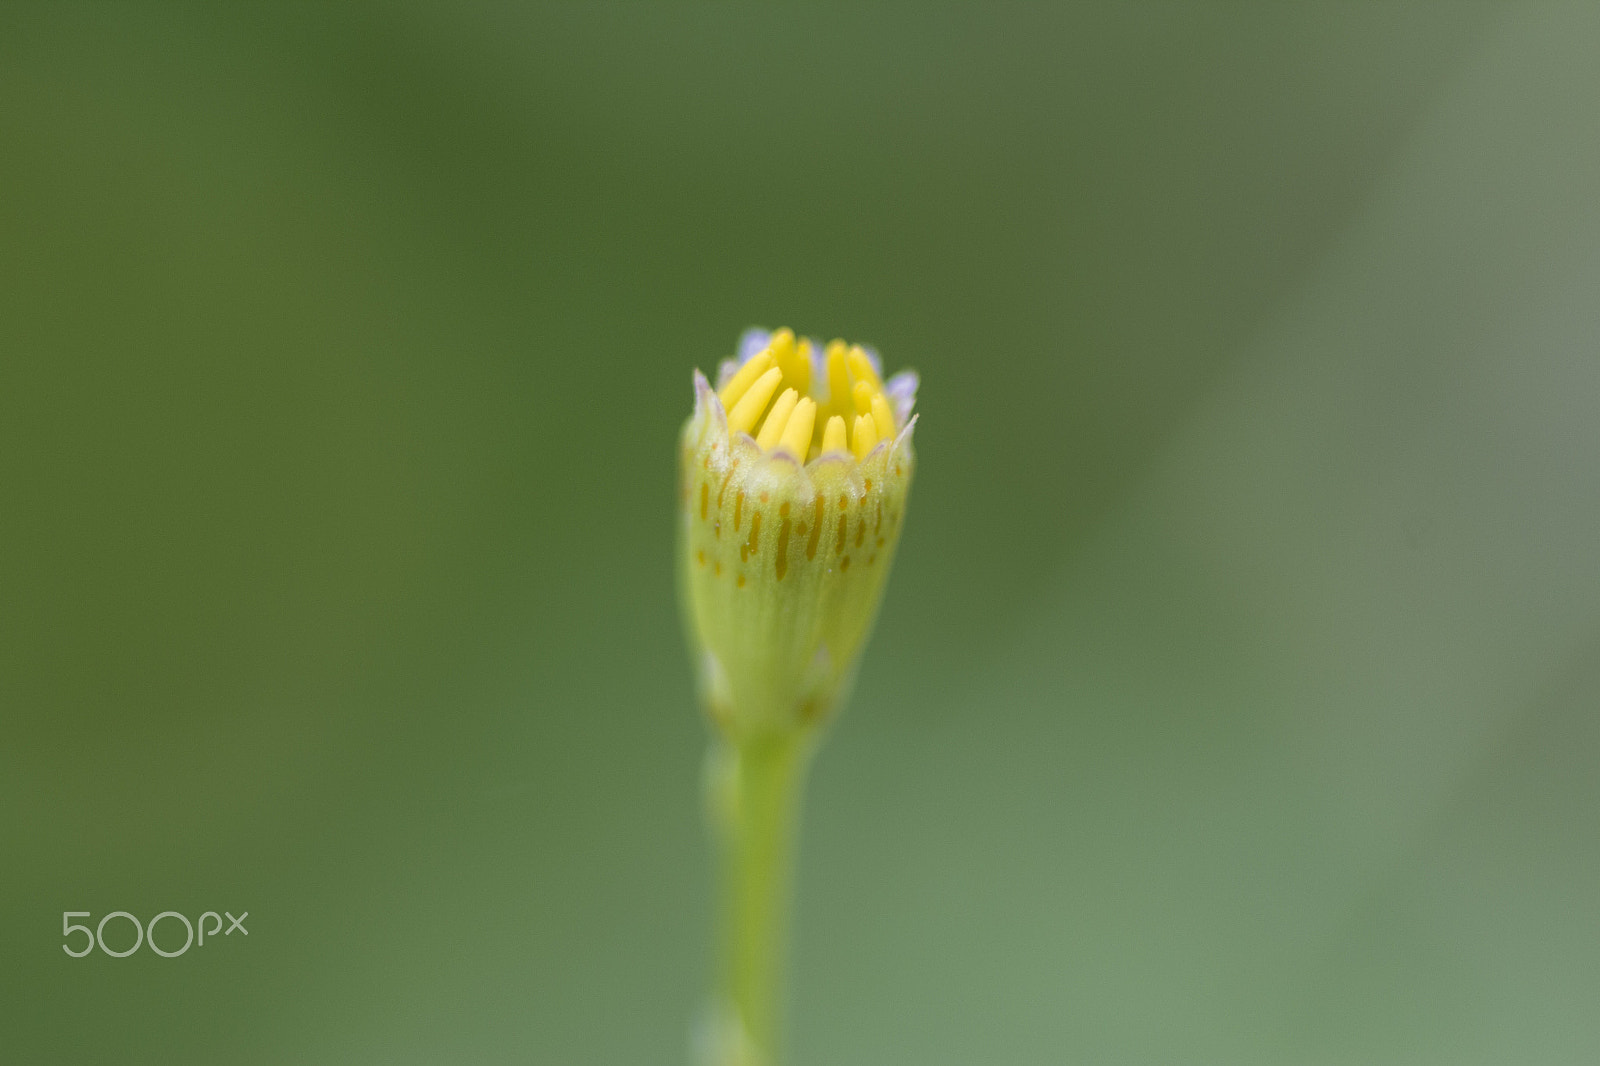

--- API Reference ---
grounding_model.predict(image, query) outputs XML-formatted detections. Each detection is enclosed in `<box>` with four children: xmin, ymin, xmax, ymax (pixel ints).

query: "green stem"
<box><xmin>708</xmin><ymin>732</ymin><xmax>810</xmax><ymax>1066</ymax></box>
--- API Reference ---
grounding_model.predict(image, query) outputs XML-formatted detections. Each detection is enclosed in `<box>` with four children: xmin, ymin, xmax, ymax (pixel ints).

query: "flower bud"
<box><xmin>679</xmin><ymin>329</ymin><xmax>918</xmax><ymax>741</ymax></box>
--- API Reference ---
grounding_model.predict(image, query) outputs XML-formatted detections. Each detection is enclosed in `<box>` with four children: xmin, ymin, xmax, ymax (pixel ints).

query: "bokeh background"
<box><xmin>4</xmin><ymin>4</ymin><xmax>1599</xmax><ymax>1064</ymax></box>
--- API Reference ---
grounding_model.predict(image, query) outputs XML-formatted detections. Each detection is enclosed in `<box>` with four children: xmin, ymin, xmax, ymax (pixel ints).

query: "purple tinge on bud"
<box><xmin>736</xmin><ymin>328</ymin><xmax>772</xmax><ymax>366</ymax></box>
<box><xmin>885</xmin><ymin>370</ymin><xmax>920</xmax><ymax>429</ymax></box>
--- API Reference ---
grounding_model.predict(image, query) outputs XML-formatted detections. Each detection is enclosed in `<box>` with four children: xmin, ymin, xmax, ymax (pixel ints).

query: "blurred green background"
<box><xmin>5</xmin><ymin>4</ymin><xmax>1600</xmax><ymax>1064</ymax></box>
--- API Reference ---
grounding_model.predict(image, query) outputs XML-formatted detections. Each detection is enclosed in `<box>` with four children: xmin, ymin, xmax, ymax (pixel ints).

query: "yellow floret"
<box><xmin>851</xmin><ymin>413</ymin><xmax>878</xmax><ymax>459</ymax></box>
<box><xmin>779</xmin><ymin>398</ymin><xmax>816</xmax><ymax>458</ymax></box>
<box><xmin>755</xmin><ymin>388</ymin><xmax>801</xmax><ymax>450</ymax></box>
<box><xmin>727</xmin><ymin>366</ymin><xmax>784</xmax><ymax>436</ymax></box>
<box><xmin>723</xmin><ymin>329</ymin><xmax>901</xmax><ymax>461</ymax></box>
<box><xmin>820</xmin><ymin>414</ymin><xmax>849</xmax><ymax>456</ymax></box>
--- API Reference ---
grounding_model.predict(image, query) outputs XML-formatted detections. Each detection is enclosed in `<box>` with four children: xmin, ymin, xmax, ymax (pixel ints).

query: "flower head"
<box><xmin>679</xmin><ymin>328</ymin><xmax>918</xmax><ymax>741</ymax></box>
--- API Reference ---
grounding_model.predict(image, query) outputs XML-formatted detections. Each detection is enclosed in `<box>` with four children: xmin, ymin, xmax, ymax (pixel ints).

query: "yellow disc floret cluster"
<box><xmin>718</xmin><ymin>328</ymin><xmax>900</xmax><ymax>460</ymax></box>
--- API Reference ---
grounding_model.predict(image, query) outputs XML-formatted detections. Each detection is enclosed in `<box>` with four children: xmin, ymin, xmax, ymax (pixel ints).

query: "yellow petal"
<box><xmin>851</xmin><ymin>413</ymin><xmax>878</xmax><ymax>459</ymax></box>
<box><xmin>768</xmin><ymin>327</ymin><xmax>796</xmax><ymax>362</ymax></box>
<box><xmin>846</xmin><ymin>345</ymin><xmax>881</xmax><ymax>391</ymax></box>
<box><xmin>821</xmin><ymin>414</ymin><xmax>849</xmax><ymax>455</ymax></box>
<box><xmin>870</xmin><ymin>393</ymin><xmax>897</xmax><ymax>440</ymax></box>
<box><xmin>791</xmin><ymin>338</ymin><xmax>815</xmax><ymax>396</ymax></box>
<box><xmin>852</xmin><ymin>380</ymin><xmax>874</xmax><ymax>416</ymax></box>
<box><xmin>727</xmin><ymin>366</ymin><xmax>784</xmax><ymax>436</ymax></box>
<box><xmin>826</xmin><ymin>343</ymin><xmax>852</xmax><ymax>412</ymax></box>
<box><xmin>768</xmin><ymin>328</ymin><xmax>800</xmax><ymax>387</ymax></box>
<box><xmin>718</xmin><ymin>350</ymin><xmax>774</xmax><ymax>409</ymax></box>
<box><xmin>755</xmin><ymin>388</ymin><xmax>800</xmax><ymax>450</ymax></box>
<box><xmin>778</xmin><ymin>398</ymin><xmax>816</xmax><ymax>458</ymax></box>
